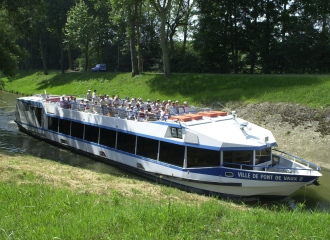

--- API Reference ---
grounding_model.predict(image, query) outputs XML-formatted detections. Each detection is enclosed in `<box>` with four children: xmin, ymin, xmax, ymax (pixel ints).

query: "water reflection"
<box><xmin>1</xmin><ymin>91</ymin><xmax>329</xmax><ymax>209</ymax></box>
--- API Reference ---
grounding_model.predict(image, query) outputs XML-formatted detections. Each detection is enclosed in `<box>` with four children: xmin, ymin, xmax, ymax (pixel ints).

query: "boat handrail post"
<box><xmin>240</xmin><ymin>165</ymin><xmax>242</xmax><ymax>169</ymax></box>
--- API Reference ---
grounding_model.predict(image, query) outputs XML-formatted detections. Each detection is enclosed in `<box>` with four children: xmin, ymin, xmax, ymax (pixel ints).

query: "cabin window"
<box><xmin>255</xmin><ymin>147</ymin><xmax>271</xmax><ymax>165</ymax></box>
<box><xmin>171</xmin><ymin>127</ymin><xmax>182</xmax><ymax>139</ymax></box>
<box><xmin>159</xmin><ymin>141</ymin><xmax>185</xmax><ymax>167</ymax></box>
<box><xmin>36</xmin><ymin>107</ymin><xmax>42</xmax><ymax>126</ymax></box>
<box><xmin>117</xmin><ymin>132</ymin><xmax>136</xmax><ymax>154</ymax></box>
<box><xmin>187</xmin><ymin>147</ymin><xmax>220</xmax><ymax>168</ymax></box>
<box><xmin>99</xmin><ymin>128</ymin><xmax>116</xmax><ymax>149</ymax></box>
<box><xmin>22</xmin><ymin>102</ymin><xmax>29</xmax><ymax>111</ymax></box>
<box><xmin>223</xmin><ymin>151</ymin><xmax>253</xmax><ymax>169</ymax></box>
<box><xmin>48</xmin><ymin>116</ymin><xmax>58</xmax><ymax>132</ymax></box>
<box><xmin>136</xmin><ymin>136</ymin><xmax>158</xmax><ymax>160</ymax></box>
<box><xmin>59</xmin><ymin>119</ymin><xmax>71</xmax><ymax>136</ymax></box>
<box><xmin>71</xmin><ymin>121</ymin><xmax>84</xmax><ymax>139</ymax></box>
<box><xmin>84</xmin><ymin>125</ymin><xmax>99</xmax><ymax>143</ymax></box>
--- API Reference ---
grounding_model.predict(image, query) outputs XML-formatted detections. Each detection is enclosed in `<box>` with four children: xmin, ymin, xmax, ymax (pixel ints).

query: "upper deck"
<box><xmin>17</xmin><ymin>94</ymin><xmax>277</xmax><ymax>151</ymax></box>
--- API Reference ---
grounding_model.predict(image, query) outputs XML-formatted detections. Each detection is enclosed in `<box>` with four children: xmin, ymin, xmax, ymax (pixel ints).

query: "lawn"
<box><xmin>2</xmin><ymin>70</ymin><xmax>330</xmax><ymax>108</ymax></box>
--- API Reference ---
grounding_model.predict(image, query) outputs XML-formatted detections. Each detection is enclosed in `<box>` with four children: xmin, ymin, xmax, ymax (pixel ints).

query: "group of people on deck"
<box><xmin>81</xmin><ymin>89</ymin><xmax>190</xmax><ymax>121</ymax></box>
<box><xmin>59</xmin><ymin>90</ymin><xmax>190</xmax><ymax>121</ymax></box>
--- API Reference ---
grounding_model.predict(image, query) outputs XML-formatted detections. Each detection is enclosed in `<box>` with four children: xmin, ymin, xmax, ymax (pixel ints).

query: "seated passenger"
<box><xmin>160</xmin><ymin>106</ymin><xmax>169</xmax><ymax>121</ymax></box>
<box><xmin>128</xmin><ymin>106</ymin><xmax>136</xmax><ymax>120</ymax></box>
<box><xmin>166</xmin><ymin>100</ymin><xmax>172</xmax><ymax>111</ymax></box>
<box><xmin>78</xmin><ymin>99</ymin><xmax>85</xmax><ymax>111</ymax></box>
<box><xmin>105</xmin><ymin>95</ymin><xmax>111</xmax><ymax>104</ymax></box>
<box><xmin>93</xmin><ymin>101</ymin><xmax>100</xmax><ymax>114</ymax></box>
<box><xmin>126</xmin><ymin>103</ymin><xmax>132</xmax><ymax>111</ymax></box>
<box><xmin>147</xmin><ymin>108</ymin><xmax>156</xmax><ymax>121</ymax></box>
<box><xmin>170</xmin><ymin>102</ymin><xmax>178</xmax><ymax>115</ymax></box>
<box><xmin>138</xmin><ymin>107</ymin><xmax>147</xmax><ymax>121</ymax></box>
<box><xmin>84</xmin><ymin>100</ymin><xmax>90</xmax><ymax>111</ymax></box>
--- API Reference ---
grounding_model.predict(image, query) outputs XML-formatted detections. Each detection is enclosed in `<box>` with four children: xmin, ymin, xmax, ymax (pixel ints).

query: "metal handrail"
<box><xmin>272</xmin><ymin>149</ymin><xmax>321</xmax><ymax>171</ymax></box>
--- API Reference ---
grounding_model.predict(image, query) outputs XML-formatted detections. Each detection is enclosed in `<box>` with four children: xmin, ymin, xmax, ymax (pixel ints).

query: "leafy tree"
<box><xmin>65</xmin><ymin>1</ymin><xmax>95</xmax><ymax>71</ymax></box>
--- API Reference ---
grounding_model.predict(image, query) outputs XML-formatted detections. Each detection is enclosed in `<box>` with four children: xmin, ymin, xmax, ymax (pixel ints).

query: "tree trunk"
<box><xmin>39</xmin><ymin>33</ymin><xmax>48</xmax><ymax>75</ymax></box>
<box><xmin>137</xmin><ymin>1</ymin><xmax>142</xmax><ymax>72</ymax></box>
<box><xmin>160</xmin><ymin>11</ymin><xmax>170</xmax><ymax>78</ymax></box>
<box><xmin>128</xmin><ymin>3</ymin><xmax>139</xmax><ymax>77</ymax></box>
<box><xmin>68</xmin><ymin>44</ymin><xmax>73</xmax><ymax>71</ymax></box>
<box><xmin>117</xmin><ymin>40</ymin><xmax>120</xmax><ymax>71</ymax></box>
<box><xmin>25</xmin><ymin>36</ymin><xmax>28</xmax><ymax>72</ymax></box>
<box><xmin>58</xmin><ymin>28</ymin><xmax>65</xmax><ymax>74</ymax></box>
<box><xmin>84</xmin><ymin>40</ymin><xmax>89</xmax><ymax>72</ymax></box>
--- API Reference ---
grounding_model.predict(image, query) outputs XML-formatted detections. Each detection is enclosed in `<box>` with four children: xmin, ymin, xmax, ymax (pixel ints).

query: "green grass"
<box><xmin>2</xmin><ymin>70</ymin><xmax>330</xmax><ymax>108</ymax></box>
<box><xmin>1</xmin><ymin>152</ymin><xmax>330</xmax><ymax>239</ymax></box>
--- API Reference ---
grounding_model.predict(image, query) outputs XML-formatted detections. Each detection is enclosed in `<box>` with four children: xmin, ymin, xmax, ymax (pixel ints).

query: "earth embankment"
<box><xmin>212</xmin><ymin>102</ymin><xmax>330</xmax><ymax>169</ymax></box>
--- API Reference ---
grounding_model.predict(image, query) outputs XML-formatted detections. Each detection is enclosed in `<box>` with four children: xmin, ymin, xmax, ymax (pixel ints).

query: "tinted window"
<box><xmin>48</xmin><ymin>116</ymin><xmax>58</xmax><ymax>132</ymax></box>
<box><xmin>59</xmin><ymin>119</ymin><xmax>71</xmax><ymax>135</ymax></box>
<box><xmin>136</xmin><ymin>136</ymin><xmax>158</xmax><ymax>160</ymax></box>
<box><xmin>99</xmin><ymin>128</ymin><xmax>116</xmax><ymax>149</ymax></box>
<box><xmin>256</xmin><ymin>148</ymin><xmax>271</xmax><ymax>164</ymax></box>
<box><xmin>71</xmin><ymin>121</ymin><xmax>84</xmax><ymax>139</ymax></box>
<box><xmin>223</xmin><ymin>151</ymin><xmax>253</xmax><ymax>169</ymax></box>
<box><xmin>84</xmin><ymin>125</ymin><xmax>99</xmax><ymax>143</ymax></box>
<box><xmin>187</xmin><ymin>147</ymin><xmax>220</xmax><ymax>168</ymax></box>
<box><xmin>36</xmin><ymin>107</ymin><xmax>43</xmax><ymax>126</ymax></box>
<box><xmin>159</xmin><ymin>141</ymin><xmax>184</xmax><ymax>167</ymax></box>
<box><xmin>117</xmin><ymin>132</ymin><xmax>136</xmax><ymax>154</ymax></box>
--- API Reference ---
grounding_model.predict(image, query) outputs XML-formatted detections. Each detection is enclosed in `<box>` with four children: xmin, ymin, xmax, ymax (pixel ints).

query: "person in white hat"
<box><xmin>86</xmin><ymin>90</ymin><xmax>92</xmax><ymax>101</ymax></box>
<box><xmin>166</xmin><ymin>99</ymin><xmax>172</xmax><ymax>111</ymax></box>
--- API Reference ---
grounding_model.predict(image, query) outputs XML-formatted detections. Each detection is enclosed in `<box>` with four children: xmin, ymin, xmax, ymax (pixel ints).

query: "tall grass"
<box><xmin>1</xmin><ymin>181</ymin><xmax>330</xmax><ymax>239</ymax></box>
<box><xmin>1</xmin><ymin>152</ymin><xmax>329</xmax><ymax>239</ymax></box>
<box><xmin>2</xmin><ymin>71</ymin><xmax>330</xmax><ymax>108</ymax></box>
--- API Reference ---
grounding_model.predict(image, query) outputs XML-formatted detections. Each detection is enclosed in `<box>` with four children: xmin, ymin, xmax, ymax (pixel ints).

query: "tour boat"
<box><xmin>14</xmin><ymin>94</ymin><xmax>322</xmax><ymax>199</ymax></box>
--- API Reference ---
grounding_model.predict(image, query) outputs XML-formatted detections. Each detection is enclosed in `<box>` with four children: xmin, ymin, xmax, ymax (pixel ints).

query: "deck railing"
<box><xmin>47</xmin><ymin>100</ymin><xmax>217</xmax><ymax>122</ymax></box>
<box><xmin>222</xmin><ymin>150</ymin><xmax>321</xmax><ymax>173</ymax></box>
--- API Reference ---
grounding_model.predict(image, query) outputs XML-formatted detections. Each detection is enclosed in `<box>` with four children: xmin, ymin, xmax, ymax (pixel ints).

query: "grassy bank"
<box><xmin>2</xmin><ymin>70</ymin><xmax>330</xmax><ymax>108</ymax></box>
<box><xmin>1</xmin><ymin>151</ymin><xmax>329</xmax><ymax>239</ymax></box>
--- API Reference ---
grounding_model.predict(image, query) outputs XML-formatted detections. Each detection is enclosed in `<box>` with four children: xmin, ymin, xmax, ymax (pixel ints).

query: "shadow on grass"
<box><xmin>145</xmin><ymin>73</ymin><xmax>325</xmax><ymax>104</ymax></box>
<box><xmin>35</xmin><ymin>72</ymin><xmax>121</xmax><ymax>90</ymax></box>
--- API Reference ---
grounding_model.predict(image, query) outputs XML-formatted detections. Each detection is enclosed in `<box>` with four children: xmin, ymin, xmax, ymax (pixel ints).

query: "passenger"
<box><xmin>183</xmin><ymin>101</ymin><xmax>189</xmax><ymax>112</ymax></box>
<box><xmin>99</xmin><ymin>96</ymin><xmax>107</xmax><ymax>115</ymax></box>
<box><xmin>128</xmin><ymin>106</ymin><xmax>136</xmax><ymax>120</ymax></box>
<box><xmin>105</xmin><ymin>95</ymin><xmax>111</xmax><ymax>104</ymax></box>
<box><xmin>147</xmin><ymin>104</ymin><xmax>152</xmax><ymax>112</ymax></box>
<box><xmin>162</xmin><ymin>100</ymin><xmax>167</xmax><ymax>108</ymax></box>
<box><xmin>84</xmin><ymin>100</ymin><xmax>90</xmax><ymax>111</ymax></box>
<box><xmin>156</xmin><ymin>99</ymin><xmax>161</xmax><ymax>105</ymax></box>
<box><xmin>154</xmin><ymin>104</ymin><xmax>161</xmax><ymax>119</ymax></box>
<box><xmin>147</xmin><ymin>107</ymin><xmax>156</xmax><ymax>121</ymax></box>
<box><xmin>125</xmin><ymin>97</ymin><xmax>131</xmax><ymax>106</ymax></box>
<box><xmin>86</xmin><ymin>90</ymin><xmax>92</xmax><ymax>101</ymax></box>
<box><xmin>118</xmin><ymin>102</ymin><xmax>127</xmax><ymax>118</ymax></box>
<box><xmin>151</xmin><ymin>101</ymin><xmax>157</xmax><ymax>111</ymax></box>
<box><xmin>131</xmin><ymin>97</ymin><xmax>137</xmax><ymax>107</ymax></box>
<box><xmin>160</xmin><ymin>106</ymin><xmax>169</xmax><ymax>121</ymax></box>
<box><xmin>111</xmin><ymin>95</ymin><xmax>115</xmax><ymax>102</ymax></box>
<box><xmin>126</xmin><ymin>103</ymin><xmax>132</xmax><ymax>111</ymax></box>
<box><xmin>166</xmin><ymin>100</ymin><xmax>172</xmax><ymax>111</ymax></box>
<box><xmin>170</xmin><ymin>102</ymin><xmax>178</xmax><ymax>115</ymax></box>
<box><xmin>92</xmin><ymin>90</ymin><xmax>97</xmax><ymax>103</ymax></box>
<box><xmin>146</xmin><ymin>99</ymin><xmax>151</xmax><ymax>106</ymax></box>
<box><xmin>79</xmin><ymin>99</ymin><xmax>85</xmax><ymax>111</ymax></box>
<box><xmin>113</xmin><ymin>103</ymin><xmax>119</xmax><ymax>117</ymax></box>
<box><xmin>138</xmin><ymin>98</ymin><xmax>144</xmax><ymax>105</ymax></box>
<box><xmin>175</xmin><ymin>100</ymin><xmax>181</xmax><ymax>107</ymax></box>
<box><xmin>113</xmin><ymin>96</ymin><xmax>121</xmax><ymax>106</ymax></box>
<box><xmin>134</xmin><ymin>103</ymin><xmax>140</xmax><ymax>112</ymax></box>
<box><xmin>93</xmin><ymin>101</ymin><xmax>100</xmax><ymax>114</ymax></box>
<box><xmin>138</xmin><ymin>107</ymin><xmax>147</xmax><ymax>121</ymax></box>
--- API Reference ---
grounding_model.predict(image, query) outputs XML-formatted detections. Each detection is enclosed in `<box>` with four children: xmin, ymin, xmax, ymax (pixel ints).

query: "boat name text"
<box><xmin>237</xmin><ymin>172</ymin><xmax>303</xmax><ymax>181</ymax></box>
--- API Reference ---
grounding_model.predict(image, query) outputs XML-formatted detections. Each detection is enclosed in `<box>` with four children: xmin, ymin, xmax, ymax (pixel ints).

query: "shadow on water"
<box><xmin>1</xmin><ymin>90</ymin><xmax>329</xmax><ymax>210</ymax></box>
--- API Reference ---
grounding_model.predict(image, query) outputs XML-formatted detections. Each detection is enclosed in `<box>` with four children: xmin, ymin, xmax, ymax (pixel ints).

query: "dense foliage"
<box><xmin>0</xmin><ymin>0</ymin><xmax>329</xmax><ymax>77</ymax></box>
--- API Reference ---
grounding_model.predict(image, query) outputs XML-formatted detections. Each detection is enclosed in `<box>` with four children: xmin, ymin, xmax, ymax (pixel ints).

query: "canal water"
<box><xmin>1</xmin><ymin>91</ymin><xmax>329</xmax><ymax>210</ymax></box>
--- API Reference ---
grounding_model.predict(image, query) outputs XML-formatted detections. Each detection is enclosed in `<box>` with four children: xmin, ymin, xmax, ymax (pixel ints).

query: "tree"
<box><xmin>66</xmin><ymin>1</ymin><xmax>94</xmax><ymax>71</ymax></box>
<box><xmin>150</xmin><ymin>0</ymin><xmax>172</xmax><ymax>77</ymax></box>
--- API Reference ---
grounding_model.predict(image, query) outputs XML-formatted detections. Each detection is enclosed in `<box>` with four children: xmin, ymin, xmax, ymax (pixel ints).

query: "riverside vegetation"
<box><xmin>1</xmin><ymin>71</ymin><xmax>330</xmax><ymax>239</ymax></box>
<box><xmin>1</xmin><ymin>151</ymin><xmax>329</xmax><ymax>239</ymax></box>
